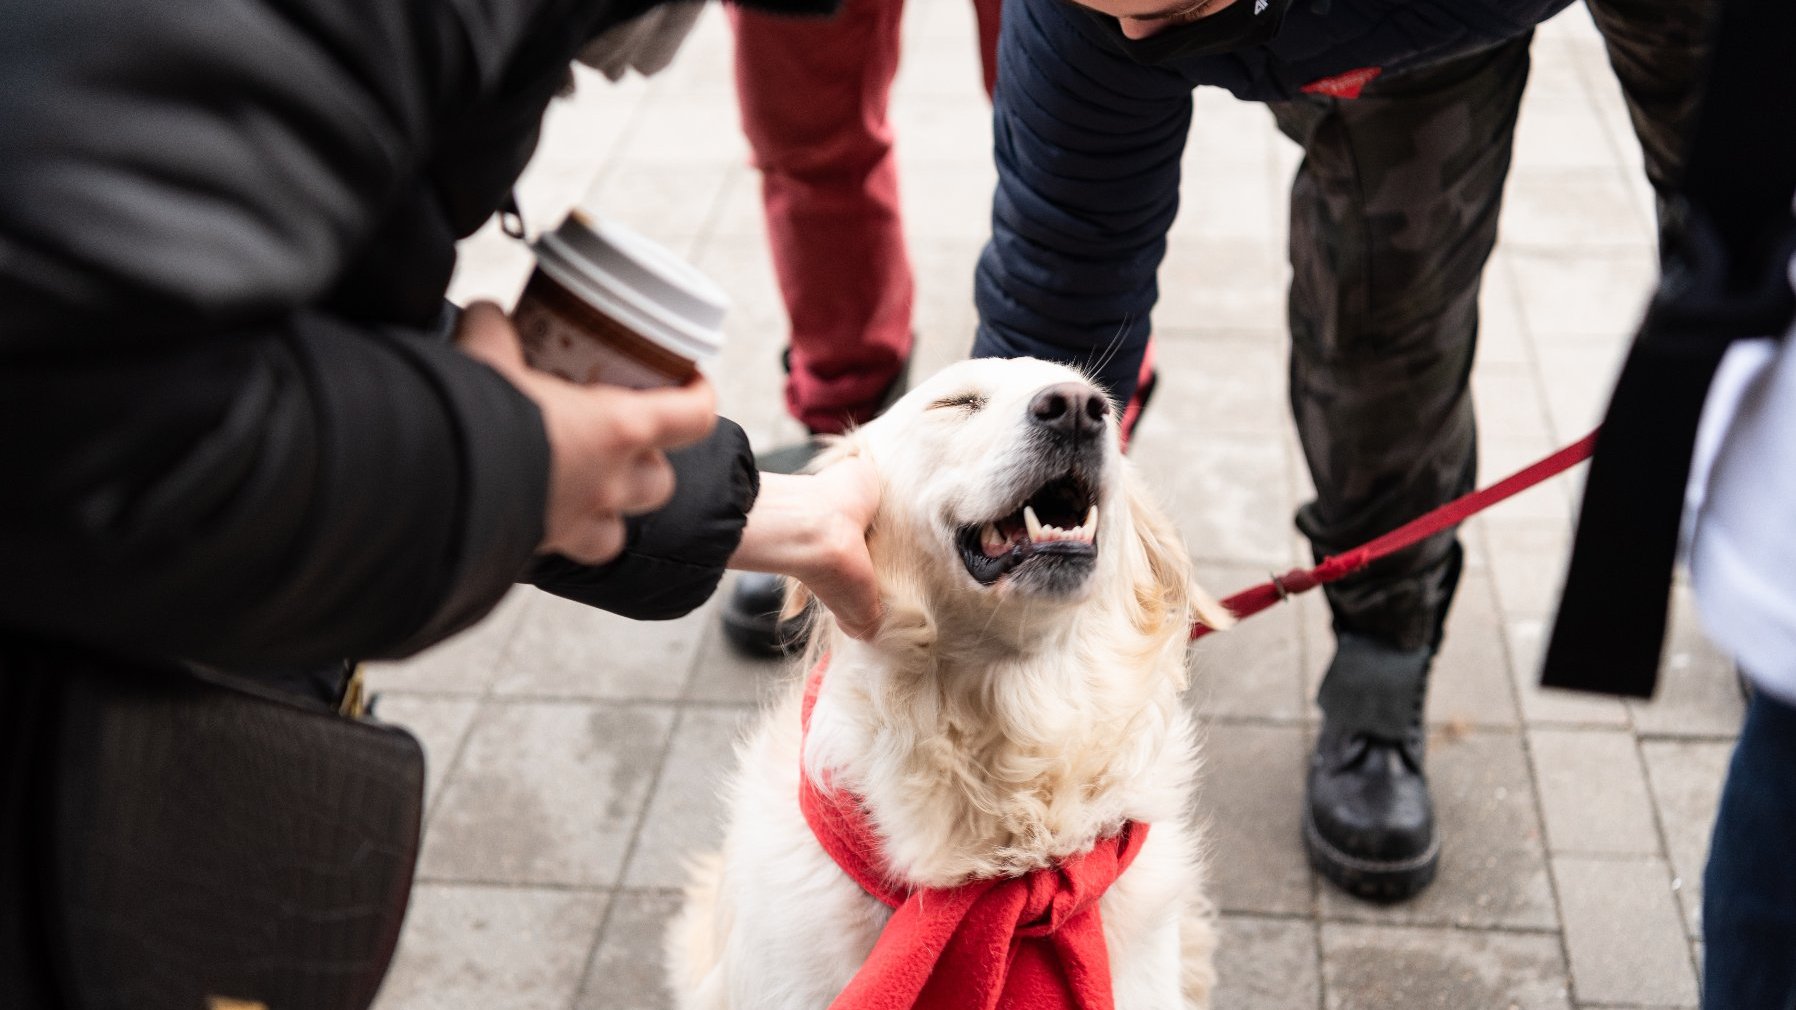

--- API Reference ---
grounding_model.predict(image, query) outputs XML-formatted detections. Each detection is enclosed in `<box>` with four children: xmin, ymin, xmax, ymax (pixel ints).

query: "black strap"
<box><xmin>1541</xmin><ymin>0</ymin><xmax>1796</xmax><ymax>697</ymax></box>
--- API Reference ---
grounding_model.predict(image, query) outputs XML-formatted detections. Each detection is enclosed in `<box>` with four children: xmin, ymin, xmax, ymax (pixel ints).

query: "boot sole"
<box><xmin>1302</xmin><ymin>810</ymin><xmax>1440</xmax><ymax>903</ymax></box>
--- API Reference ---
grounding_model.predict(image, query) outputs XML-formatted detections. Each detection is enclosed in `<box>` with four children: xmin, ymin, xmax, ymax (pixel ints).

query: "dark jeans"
<box><xmin>1266</xmin><ymin>0</ymin><xmax>1712</xmax><ymax>651</ymax></box>
<box><xmin>1704</xmin><ymin>689</ymin><xmax>1796</xmax><ymax>1010</ymax></box>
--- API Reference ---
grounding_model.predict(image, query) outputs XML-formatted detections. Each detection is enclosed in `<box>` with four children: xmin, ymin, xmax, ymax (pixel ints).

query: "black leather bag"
<box><xmin>2</xmin><ymin>648</ymin><xmax>424</xmax><ymax>1010</ymax></box>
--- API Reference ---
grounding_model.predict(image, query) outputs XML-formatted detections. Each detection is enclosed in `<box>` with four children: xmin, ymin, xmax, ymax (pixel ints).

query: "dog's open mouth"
<box><xmin>955</xmin><ymin>473</ymin><xmax>1100</xmax><ymax>585</ymax></box>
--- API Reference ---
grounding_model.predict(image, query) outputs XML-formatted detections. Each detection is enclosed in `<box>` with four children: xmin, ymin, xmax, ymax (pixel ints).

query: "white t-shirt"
<box><xmin>1683</xmin><ymin>251</ymin><xmax>1796</xmax><ymax>705</ymax></box>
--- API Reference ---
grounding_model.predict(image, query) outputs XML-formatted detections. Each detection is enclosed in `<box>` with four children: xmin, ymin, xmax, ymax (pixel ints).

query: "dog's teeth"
<box><xmin>1085</xmin><ymin>505</ymin><xmax>1099</xmax><ymax>538</ymax></box>
<box><xmin>981</xmin><ymin>522</ymin><xmax>1007</xmax><ymax>554</ymax></box>
<box><xmin>1023</xmin><ymin>505</ymin><xmax>1044</xmax><ymax>542</ymax></box>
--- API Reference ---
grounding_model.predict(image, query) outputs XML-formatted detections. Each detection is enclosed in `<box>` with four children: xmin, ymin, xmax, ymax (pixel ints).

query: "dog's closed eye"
<box><xmin>929</xmin><ymin>391</ymin><xmax>987</xmax><ymax>413</ymax></box>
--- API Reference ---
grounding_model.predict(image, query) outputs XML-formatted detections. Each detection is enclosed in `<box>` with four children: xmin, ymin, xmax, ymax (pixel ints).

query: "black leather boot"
<box><xmin>720</xmin><ymin>572</ymin><xmax>809</xmax><ymax>657</ymax></box>
<box><xmin>1304</xmin><ymin>631</ymin><xmax>1440</xmax><ymax>901</ymax></box>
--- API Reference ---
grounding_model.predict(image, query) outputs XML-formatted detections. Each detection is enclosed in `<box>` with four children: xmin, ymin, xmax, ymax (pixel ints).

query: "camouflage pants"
<box><xmin>1268</xmin><ymin>0</ymin><xmax>1712</xmax><ymax>652</ymax></box>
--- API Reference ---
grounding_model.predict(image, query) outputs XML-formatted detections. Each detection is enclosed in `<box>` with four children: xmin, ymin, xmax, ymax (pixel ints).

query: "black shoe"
<box><xmin>720</xmin><ymin>571</ymin><xmax>811</xmax><ymax>658</ymax></box>
<box><xmin>1303</xmin><ymin>634</ymin><xmax>1440</xmax><ymax>902</ymax></box>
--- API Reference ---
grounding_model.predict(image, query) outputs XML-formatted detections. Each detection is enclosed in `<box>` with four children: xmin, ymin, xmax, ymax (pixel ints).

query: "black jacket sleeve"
<box><xmin>528</xmin><ymin>418</ymin><xmax>759</xmax><ymax>620</ymax></box>
<box><xmin>970</xmin><ymin>0</ymin><xmax>1195</xmax><ymax>408</ymax></box>
<box><xmin>0</xmin><ymin>0</ymin><xmax>753</xmax><ymax>669</ymax></box>
<box><xmin>0</xmin><ymin>305</ymin><xmax>553</xmax><ymax>669</ymax></box>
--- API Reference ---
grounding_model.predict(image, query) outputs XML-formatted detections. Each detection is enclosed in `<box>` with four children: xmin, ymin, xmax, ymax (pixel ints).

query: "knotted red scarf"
<box><xmin>798</xmin><ymin>658</ymin><xmax>1147</xmax><ymax>1010</ymax></box>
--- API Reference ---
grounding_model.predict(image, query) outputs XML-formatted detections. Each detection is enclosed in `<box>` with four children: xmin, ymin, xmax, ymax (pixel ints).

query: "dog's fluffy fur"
<box><xmin>668</xmin><ymin>358</ymin><xmax>1227</xmax><ymax>1009</ymax></box>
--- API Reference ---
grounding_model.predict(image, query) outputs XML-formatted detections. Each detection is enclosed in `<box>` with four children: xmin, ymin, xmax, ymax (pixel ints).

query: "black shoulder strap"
<box><xmin>1540</xmin><ymin>0</ymin><xmax>1796</xmax><ymax>697</ymax></box>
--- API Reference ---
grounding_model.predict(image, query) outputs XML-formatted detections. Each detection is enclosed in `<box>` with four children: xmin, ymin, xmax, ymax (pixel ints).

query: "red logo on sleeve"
<box><xmin>1300</xmin><ymin>66</ymin><xmax>1383</xmax><ymax>99</ymax></box>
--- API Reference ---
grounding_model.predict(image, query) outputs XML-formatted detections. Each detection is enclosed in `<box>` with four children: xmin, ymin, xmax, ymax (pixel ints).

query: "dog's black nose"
<box><xmin>1029</xmin><ymin>382</ymin><xmax>1108</xmax><ymax>441</ymax></box>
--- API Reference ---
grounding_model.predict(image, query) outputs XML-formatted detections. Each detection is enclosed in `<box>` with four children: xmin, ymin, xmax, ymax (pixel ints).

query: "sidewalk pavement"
<box><xmin>367</xmin><ymin>4</ymin><xmax>1744</xmax><ymax>1007</ymax></box>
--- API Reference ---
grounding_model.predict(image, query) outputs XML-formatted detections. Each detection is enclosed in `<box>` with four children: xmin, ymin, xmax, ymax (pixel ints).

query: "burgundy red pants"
<box><xmin>730</xmin><ymin>0</ymin><xmax>1000</xmax><ymax>435</ymax></box>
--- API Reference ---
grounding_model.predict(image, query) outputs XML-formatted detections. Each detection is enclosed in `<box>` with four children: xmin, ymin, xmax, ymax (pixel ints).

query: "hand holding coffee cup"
<box><xmin>456</xmin><ymin>301</ymin><xmax>716</xmax><ymax>565</ymax></box>
<box><xmin>463</xmin><ymin>212</ymin><xmax>730</xmax><ymax>563</ymax></box>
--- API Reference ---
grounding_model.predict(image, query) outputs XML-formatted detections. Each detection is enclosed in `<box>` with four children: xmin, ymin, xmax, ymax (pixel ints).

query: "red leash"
<box><xmin>1191</xmin><ymin>429</ymin><xmax>1600</xmax><ymax>641</ymax></box>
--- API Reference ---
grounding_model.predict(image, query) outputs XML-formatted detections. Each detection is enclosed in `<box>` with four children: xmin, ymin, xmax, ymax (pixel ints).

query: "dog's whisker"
<box><xmin>1085</xmin><ymin>317</ymin><xmax>1132</xmax><ymax>388</ymax></box>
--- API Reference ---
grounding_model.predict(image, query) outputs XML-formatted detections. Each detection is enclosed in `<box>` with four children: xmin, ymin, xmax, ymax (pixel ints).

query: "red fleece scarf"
<box><xmin>798</xmin><ymin>658</ymin><xmax>1147</xmax><ymax>1010</ymax></box>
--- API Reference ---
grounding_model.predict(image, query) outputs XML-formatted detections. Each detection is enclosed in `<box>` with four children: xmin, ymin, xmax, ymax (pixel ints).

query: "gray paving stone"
<box><xmin>1554</xmin><ymin>856</ymin><xmax>1699</xmax><ymax>1007</ymax></box>
<box><xmin>1200</xmin><ymin>722</ymin><xmax>1314</xmax><ymax>916</ymax></box>
<box><xmin>683</xmin><ymin>584</ymin><xmax>798</xmax><ymax>705</ymax></box>
<box><xmin>623</xmin><ymin>706</ymin><xmax>755</xmax><ymax>888</ymax></box>
<box><xmin>1157</xmin><ymin>235</ymin><xmax>1287</xmax><ymax>332</ymax></box>
<box><xmin>1148</xmin><ymin>333</ymin><xmax>1290</xmax><ymax>437</ymax></box>
<box><xmin>371</xmin><ymin>694</ymin><xmax>480</xmax><ymax>810</ymax></box>
<box><xmin>493</xmin><ymin>593</ymin><xmax>709</xmax><ymax>701</ymax></box>
<box><xmin>1500</xmin><ymin>167</ymin><xmax>1654</xmax><ymax>249</ymax></box>
<box><xmin>1214</xmin><ymin>914</ymin><xmax>1320</xmax><ymax>1010</ymax></box>
<box><xmin>374</xmin><ymin>883</ymin><xmax>608</xmax><ymax>1010</ymax></box>
<box><xmin>1320</xmin><ymin>730</ymin><xmax>1557</xmax><ymax>930</ymax></box>
<box><xmin>1426</xmin><ymin>569</ymin><xmax>1523</xmax><ymax>730</ymax></box>
<box><xmin>1472</xmin><ymin>361</ymin><xmax>1556</xmax><ymax>452</ymax></box>
<box><xmin>1512</xmin><ymin>101</ymin><xmax>1628</xmax><ymax>171</ymax></box>
<box><xmin>1135</xmin><ymin>430</ymin><xmax>1297</xmax><ymax>569</ymax></box>
<box><xmin>1529</xmin><ymin>728</ymin><xmax>1660</xmax><ymax>855</ymax></box>
<box><xmin>902</xmin><ymin>163</ymin><xmax>999</xmax><ymax>241</ymax></box>
<box><xmin>1507</xmin><ymin>249</ymin><xmax>1656</xmax><ymax>344</ymax></box>
<box><xmin>907</xmin><ymin>240</ymin><xmax>984</xmax><ymax>373</ymax></box>
<box><xmin>1484</xmin><ymin>518</ymin><xmax>1572</xmax><ymax>621</ymax></box>
<box><xmin>891</xmin><ymin>98</ymin><xmax>997</xmax><ymax>167</ymax></box>
<box><xmin>576</xmin><ymin>890</ymin><xmax>681</xmax><ymax>1010</ymax></box>
<box><xmin>1626</xmin><ymin>587</ymin><xmax>1744</xmax><ymax>740</ymax></box>
<box><xmin>1179</xmin><ymin>161</ymin><xmax>1281</xmax><ymax>240</ymax></box>
<box><xmin>1535</xmin><ymin>338</ymin><xmax>1631</xmax><ymax>443</ymax></box>
<box><xmin>583</xmin><ymin>163</ymin><xmax>731</xmax><ymax>256</ymax></box>
<box><xmin>366</xmin><ymin>587</ymin><xmax>535</xmax><ymax>694</ymax></box>
<box><xmin>622</xmin><ymin>94</ymin><xmax>749</xmax><ymax>166</ymax></box>
<box><xmin>1501</xmin><ymin>613</ymin><xmax>1633</xmax><ymax>727</ymax></box>
<box><xmin>421</xmin><ymin>701</ymin><xmax>675</xmax><ymax>887</ymax></box>
<box><xmin>1320</xmin><ymin>922</ymin><xmax>1571</xmax><ymax>1010</ymax></box>
<box><xmin>1480</xmin><ymin>251</ymin><xmax>1535</xmax><ymax>367</ymax></box>
<box><xmin>1640</xmin><ymin>740</ymin><xmax>1733</xmax><ymax>938</ymax></box>
<box><xmin>1189</xmin><ymin>561</ymin><xmax>1307</xmax><ymax>723</ymax></box>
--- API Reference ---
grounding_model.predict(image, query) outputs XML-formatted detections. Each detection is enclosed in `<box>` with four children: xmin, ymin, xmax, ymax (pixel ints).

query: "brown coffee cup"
<box><xmin>512</xmin><ymin>210</ymin><xmax>727</xmax><ymax>388</ymax></box>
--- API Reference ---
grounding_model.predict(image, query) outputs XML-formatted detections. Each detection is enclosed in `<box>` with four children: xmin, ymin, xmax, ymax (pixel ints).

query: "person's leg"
<box><xmin>1267</xmin><ymin>35</ymin><xmax>1532</xmax><ymax>900</ymax></box>
<box><xmin>730</xmin><ymin>0</ymin><xmax>914</xmax><ymax>437</ymax></box>
<box><xmin>1583</xmin><ymin>0</ymin><xmax>1716</xmax><ymax>247</ymax></box>
<box><xmin>1703</xmin><ymin>688</ymin><xmax>1796</xmax><ymax>1009</ymax></box>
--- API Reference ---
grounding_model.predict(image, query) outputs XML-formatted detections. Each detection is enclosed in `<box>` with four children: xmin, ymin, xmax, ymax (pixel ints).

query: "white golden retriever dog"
<box><xmin>668</xmin><ymin>357</ymin><xmax>1229</xmax><ymax>1009</ymax></box>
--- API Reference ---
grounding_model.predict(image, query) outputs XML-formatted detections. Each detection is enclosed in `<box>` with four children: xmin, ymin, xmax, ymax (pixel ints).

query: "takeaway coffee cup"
<box><xmin>512</xmin><ymin>211</ymin><xmax>728</xmax><ymax>388</ymax></box>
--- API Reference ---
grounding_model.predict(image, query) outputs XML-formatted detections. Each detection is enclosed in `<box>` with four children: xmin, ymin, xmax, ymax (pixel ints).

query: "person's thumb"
<box><xmin>456</xmin><ymin>301</ymin><xmax>528</xmax><ymax>374</ymax></box>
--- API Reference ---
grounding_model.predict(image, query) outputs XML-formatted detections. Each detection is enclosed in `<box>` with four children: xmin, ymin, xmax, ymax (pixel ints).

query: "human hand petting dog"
<box><xmin>729</xmin><ymin>459</ymin><xmax>883</xmax><ymax>641</ymax></box>
<box><xmin>455</xmin><ymin>301</ymin><xmax>717</xmax><ymax>565</ymax></box>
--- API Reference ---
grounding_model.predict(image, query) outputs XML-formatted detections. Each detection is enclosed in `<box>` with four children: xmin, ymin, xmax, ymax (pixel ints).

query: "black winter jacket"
<box><xmin>0</xmin><ymin>0</ymin><xmax>825</xmax><ymax>673</ymax></box>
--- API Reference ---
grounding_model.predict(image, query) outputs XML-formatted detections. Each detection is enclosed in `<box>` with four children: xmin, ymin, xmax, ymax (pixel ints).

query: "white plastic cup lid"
<box><xmin>532</xmin><ymin>211</ymin><xmax>728</xmax><ymax>363</ymax></box>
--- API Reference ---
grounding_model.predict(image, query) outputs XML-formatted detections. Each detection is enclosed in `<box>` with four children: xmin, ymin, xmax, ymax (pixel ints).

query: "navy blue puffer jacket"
<box><xmin>971</xmin><ymin>0</ymin><xmax>1574</xmax><ymax>405</ymax></box>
